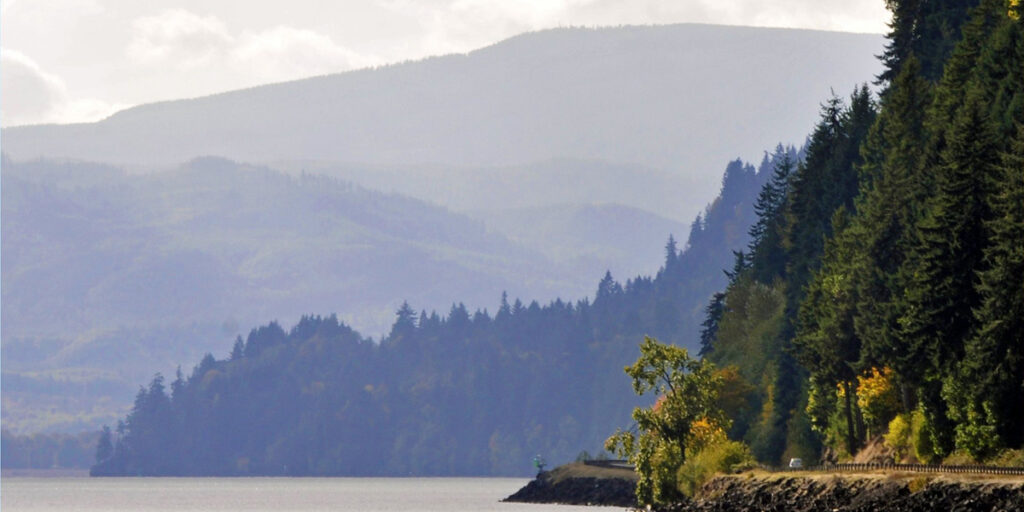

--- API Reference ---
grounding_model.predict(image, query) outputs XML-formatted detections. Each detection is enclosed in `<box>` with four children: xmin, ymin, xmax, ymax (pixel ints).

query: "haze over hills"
<box><xmin>1</xmin><ymin>155</ymin><xmax>695</xmax><ymax>433</ymax></box>
<box><xmin>0</xmin><ymin>23</ymin><xmax>882</xmax><ymax>436</ymax></box>
<box><xmin>2</xmin><ymin>23</ymin><xmax>882</xmax><ymax>223</ymax></box>
<box><xmin>0</xmin><ymin>157</ymin><xmax>548</xmax><ymax>431</ymax></box>
<box><xmin>472</xmin><ymin>202</ymin><xmax>689</xmax><ymax>278</ymax></box>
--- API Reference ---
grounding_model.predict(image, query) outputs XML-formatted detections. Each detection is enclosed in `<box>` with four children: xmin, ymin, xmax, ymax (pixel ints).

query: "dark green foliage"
<box><xmin>952</xmin><ymin>124</ymin><xmax>1024</xmax><ymax>454</ymax></box>
<box><xmin>878</xmin><ymin>0</ymin><xmax>980</xmax><ymax>83</ymax></box>
<box><xmin>901</xmin><ymin>86</ymin><xmax>1000</xmax><ymax>382</ymax></box>
<box><xmin>784</xmin><ymin>88</ymin><xmax>876</xmax><ymax>311</ymax></box>
<box><xmin>854</xmin><ymin>56</ymin><xmax>933</xmax><ymax>380</ymax></box>
<box><xmin>707</xmin><ymin>1</ymin><xmax>1024</xmax><ymax>463</ymax></box>
<box><xmin>748</xmin><ymin>145</ymin><xmax>798</xmax><ymax>283</ymax></box>
<box><xmin>794</xmin><ymin>208</ymin><xmax>865</xmax><ymax>455</ymax></box>
<box><xmin>698</xmin><ymin>292</ymin><xmax>726</xmax><ymax>357</ymax></box>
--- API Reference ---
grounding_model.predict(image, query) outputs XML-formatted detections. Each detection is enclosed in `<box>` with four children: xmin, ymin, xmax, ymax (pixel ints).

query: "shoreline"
<box><xmin>1</xmin><ymin>468</ymin><xmax>90</xmax><ymax>478</ymax></box>
<box><xmin>503</xmin><ymin>462</ymin><xmax>638</xmax><ymax>507</ymax></box>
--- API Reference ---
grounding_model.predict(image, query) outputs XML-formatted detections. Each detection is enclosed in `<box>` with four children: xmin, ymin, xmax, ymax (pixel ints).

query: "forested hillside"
<box><xmin>89</xmin><ymin>150</ymin><xmax>797</xmax><ymax>476</ymax></box>
<box><xmin>702</xmin><ymin>0</ymin><xmax>1023</xmax><ymax>466</ymax></box>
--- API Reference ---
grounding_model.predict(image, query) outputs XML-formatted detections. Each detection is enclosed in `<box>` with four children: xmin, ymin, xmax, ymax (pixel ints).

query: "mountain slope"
<box><xmin>470</xmin><ymin>202</ymin><xmax>690</xmax><ymax>282</ymax></box>
<box><xmin>0</xmin><ymin>156</ymin><xmax>578</xmax><ymax>432</ymax></box>
<box><xmin>2</xmin><ymin>156</ymin><xmax>566</xmax><ymax>341</ymax></box>
<box><xmin>1</xmin><ymin>151</ymin><xmax>708</xmax><ymax>433</ymax></box>
<box><xmin>2</xmin><ymin>24</ymin><xmax>882</xmax><ymax>221</ymax></box>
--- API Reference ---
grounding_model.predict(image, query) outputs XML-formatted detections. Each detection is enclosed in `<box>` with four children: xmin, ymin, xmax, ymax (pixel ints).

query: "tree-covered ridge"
<box><xmin>704</xmin><ymin>0</ymin><xmax>1023</xmax><ymax>466</ymax></box>
<box><xmin>90</xmin><ymin>151</ymin><xmax>792</xmax><ymax>476</ymax></box>
<box><xmin>93</xmin><ymin>0</ymin><xmax>1023</xmax><ymax>481</ymax></box>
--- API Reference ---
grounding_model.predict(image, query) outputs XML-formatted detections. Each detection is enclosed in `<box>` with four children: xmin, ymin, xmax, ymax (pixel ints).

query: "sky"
<box><xmin>0</xmin><ymin>0</ymin><xmax>890</xmax><ymax>127</ymax></box>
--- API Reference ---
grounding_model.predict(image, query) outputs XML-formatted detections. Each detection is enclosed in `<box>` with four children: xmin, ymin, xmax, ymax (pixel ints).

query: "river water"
<box><xmin>1</xmin><ymin>477</ymin><xmax>620</xmax><ymax>511</ymax></box>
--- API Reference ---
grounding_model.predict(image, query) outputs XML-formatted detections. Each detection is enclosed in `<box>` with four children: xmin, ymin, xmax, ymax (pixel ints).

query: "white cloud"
<box><xmin>1</xmin><ymin>49</ymin><xmax>125</xmax><ymax>127</ymax></box>
<box><xmin>2</xmin><ymin>1</ymin><xmax>889</xmax><ymax>125</ymax></box>
<box><xmin>126</xmin><ymin>9</ymin><xmax>376</xmax><ymax>86</ymax></box>
<box><xmin>373</xmin><ymin>0</ymin><xmax>887</xmax><ymax>60</ymax></box>
<box><xmin>231</xmin><ymin>26</ymin><xmax>374</xmax><ymax>83</ymax></box>
<box><xmin>1</xmin><ymin>49</ymin><xmax>67</xmax><ymax>125</ymax></box>
<box><xmin>693</xmin><ymin>0</ymin><xmax>888</xmax><ymax>33</ymax></box>
<box><xmin>127</xmin><ymin>9</ymin><xmax>233</xmax><ymax>68</ymax></box>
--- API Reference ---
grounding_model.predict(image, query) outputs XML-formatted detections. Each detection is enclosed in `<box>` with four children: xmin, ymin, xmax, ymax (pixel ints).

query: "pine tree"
<box><xmin>698</xmin><ymin>292</ymin><xmax>726</xmax><ymax>357</ymax></box>
<box><xmin>900</xmin><ymin>85</ymin><xmax>1000</xmax><ymax>456</ymax></box>
<box><xmin>922</xmin><ymin>0</ymin><xmax>1006</xmax><ymax>178</ymax></box>
<box><xmin>794</xmin><ymin>208</ymin><xmax>865</xmax><ymax>454</ymax></box>
<box><xmin>596</xmin><ymin>271</ymin><xmax>622</xmax><ymax>300</ymax></box>
<box><xmin>95</xmin><ymin>426</ymin><xmax>113</xmax><ymax>464</ymax></box>
<box><xmin>230</xmin><ymin>336</ymin><xmax>244</xmax><ymax>361</ymax></box>
<box><xmin>955</xmin><ymin>123</ymin><xmax>1024</xmax><ymax>451</ymax></box>
<box><xmin>664</xmin><ymin>235</ymin><xmax>679</xmax><ymax>270</ymax></box>
<box><xmin>878</xmin><ymin>0</ymin><xmax>981</xmax><ymax>84</ymax></box>
<box><xmin>748</xmin><ymin>145</ymin><xmax>795</xmax><ymax>282</ymax></box>
<box><xmin>853</xmin><ymin>56</ymin><xmax>933</xmax><ymax>383</ymax></box>
<box><xmin>389</xmin><ymin>301</ymin><xmax>418</xmax><ymax>340</ymax></box>
<box><xmin>723</xmin><ymin>250</ymin><xmax>748</xmax><ymax>283</ymax></box>
<box><xmin>784</xmin><ymin>94</ymin><xmax>846</xmax><ymax>299</ymax></box>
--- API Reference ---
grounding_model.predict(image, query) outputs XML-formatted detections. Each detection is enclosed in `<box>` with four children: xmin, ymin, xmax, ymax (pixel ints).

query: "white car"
<box><xmin>788</xmin><ymin>458</ymin><xmax>803</xmax><ymax>469</ymax></box>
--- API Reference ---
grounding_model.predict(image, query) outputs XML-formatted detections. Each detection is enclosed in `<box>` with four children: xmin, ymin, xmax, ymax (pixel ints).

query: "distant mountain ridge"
<box><xmin>0</xmin><ymin>155</ymin><xmax>688</xmax><ymax>433</ymax></box>
<box><xmin>2</xmin><ymin>23</ymin><xmax>882</xmax><ymax>223</ymax></box>
<box><xmin>0</xmin><ymin>23</ymin><xmax>880</xmax><ymax>436</ymax></box>
<box><xmin>87</xmin><ymin>149</ymin><xmax>783</xmax><ymax>477</ymax></box>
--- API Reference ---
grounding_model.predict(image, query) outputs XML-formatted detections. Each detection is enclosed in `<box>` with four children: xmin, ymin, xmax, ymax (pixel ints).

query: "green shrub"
<box><xmin>676</xmin><ymin>440</ymin><xmax>756</xmax><ymax>497</ymax></box>
<box><xmin>910</xmin><ymin>409</ymin><xmax>937</xmax><ymax>463</ymax></box>
<box><xmin>953</xmin><ymin>410</ymin><xmax>1000</xmax><ymax>461</ymax></box>
<box><xmin>884</xmin><ymin>414</ymin><xmax>912</xmax><ymax>462</ymax></box>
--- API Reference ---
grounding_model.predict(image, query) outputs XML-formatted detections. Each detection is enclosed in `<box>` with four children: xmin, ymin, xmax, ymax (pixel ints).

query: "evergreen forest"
<box><xmin>703</xmin><ymin>0</ymin><xmax>1023</xmax><ymax>468</ymax></box>
<box><xmin>94</xmin><ymin>0</ymin><xmax>1023</xmax><ymax>480</ymax></box>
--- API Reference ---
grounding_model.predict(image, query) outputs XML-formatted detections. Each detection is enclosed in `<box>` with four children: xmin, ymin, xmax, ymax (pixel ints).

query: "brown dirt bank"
<box><xmin>503</xmin><ymin>462</ymin><xmax>638</xmax><ymax>507</ymax></box>
<box><xmin>663</xmin><ymin>472</ymin><xmax>1024</xmax><ymax>512</ymax></box>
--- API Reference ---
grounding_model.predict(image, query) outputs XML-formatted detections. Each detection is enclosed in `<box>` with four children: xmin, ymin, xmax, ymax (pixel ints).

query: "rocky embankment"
<box><xmin>503</xmin><ymin>462</ymin><xmax>637</xmax><ymax>507</ymax></box>
<box><xmin>666</xmin><ymin>473</ymin><xmax>1024</xmax><ymax>512</ymax></box>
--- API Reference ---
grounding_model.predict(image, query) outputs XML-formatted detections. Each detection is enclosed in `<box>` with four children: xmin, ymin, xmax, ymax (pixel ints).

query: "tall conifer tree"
<box><xmin>954</xmin><ymin>124</ymin><xmax>1024</xmax><ymax>451</ymax></box>
<box><xmin>853</xmin><ymin>56</ymin><xmax>933</xmax><ymax>384</ymax></box>
<box><xmin>901</xmin><ymin>85</ymin><xmax>1000</xmax><ymax>457</ymax></box>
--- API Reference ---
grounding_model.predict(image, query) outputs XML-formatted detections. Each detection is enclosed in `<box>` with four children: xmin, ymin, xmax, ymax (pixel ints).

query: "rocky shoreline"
<box><xmin>668</xmin><ymin>473</ymin><xmax>1024</xmax><ymax>512</ymax></box>
<box><xmin>503</xmin><ymin>462</ymin><xmax>637</xmax><ymax>507</ymax></box>
<box><xmin>506</xmin><ymin>465</ymin><xmax>1024</xmax><ymax>511</ymax></box>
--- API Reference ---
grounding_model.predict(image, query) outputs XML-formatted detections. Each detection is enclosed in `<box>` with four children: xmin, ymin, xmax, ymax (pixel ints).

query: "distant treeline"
<box><xmin>2</xmin><ymin>430</ymin><xmax>97</xmax><ymax>470</ymax></box>
<box><xmin>89</xmin><ymin>149</ymin><xmax>796</xmax><ymax>476</ymax></box>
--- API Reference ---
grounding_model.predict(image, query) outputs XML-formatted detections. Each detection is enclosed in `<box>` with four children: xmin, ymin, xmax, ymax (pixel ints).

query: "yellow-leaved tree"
<box><xmin>605</xmin><ymin>336</ymin><xmax>729</xmax><ymax>506</ymax></box>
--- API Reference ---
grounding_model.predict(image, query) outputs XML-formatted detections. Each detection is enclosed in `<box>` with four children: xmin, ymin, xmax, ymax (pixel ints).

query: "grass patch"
<box><xmin>907</xmin><ymin>475</ymin><xmax>933</xmax><ymax>493</ymax></box>
<box><xmin>544</xmin><ymin>462</ymin><xmax>638</xmax><ymax>485</ymax></box>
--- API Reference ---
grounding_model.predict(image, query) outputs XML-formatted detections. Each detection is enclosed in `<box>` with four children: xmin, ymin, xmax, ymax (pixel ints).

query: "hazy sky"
<box><xmin>1</xmin><ymin>0</ymin><xmax>890</xmax><ymax>127</ymax></box>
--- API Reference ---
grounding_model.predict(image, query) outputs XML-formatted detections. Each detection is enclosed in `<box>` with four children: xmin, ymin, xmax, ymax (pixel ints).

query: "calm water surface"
<box><xmin>1</xmin><ymin>477</ymin><xmax>623</xmax><ymax>511</ymax></box>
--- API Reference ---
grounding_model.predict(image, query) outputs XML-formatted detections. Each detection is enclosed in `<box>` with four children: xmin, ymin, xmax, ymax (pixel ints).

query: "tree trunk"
<box><xmin>843</xmin><ymin>380</ymin><xmax>857</xmax><ymax>456</ymax></box>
